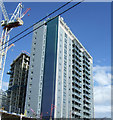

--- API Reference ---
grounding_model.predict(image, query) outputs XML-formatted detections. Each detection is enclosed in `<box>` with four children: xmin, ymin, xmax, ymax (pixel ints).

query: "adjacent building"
<box><xmin>7</xmin><ymin>53</ymin><xmax>30</xmax><ymax>114</ymax></box>
<box><xmin>25</xmin><ymin>16</ymin><xmax>94</xmax><ymax>119</ymax></box>
<box><xmin>0</xmin><ymin>90</ymin><xmax>7</xmax><ymax>110</ymax></box>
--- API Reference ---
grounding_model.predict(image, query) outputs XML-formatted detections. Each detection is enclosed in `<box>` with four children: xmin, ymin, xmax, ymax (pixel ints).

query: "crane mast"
<box><xmin>0</xmin><ymin>0</ymin><xmax>9</xmax><ymax>22</ymax></box>
<box><xmin>0</xmin><ymin>0</ymin><xmax>10</xmax><ymax>91</ymax></box>
<box><xmin>0</xmin><ymin>0</ymin><xmax>30</xmax><ymax>93</ymax></box>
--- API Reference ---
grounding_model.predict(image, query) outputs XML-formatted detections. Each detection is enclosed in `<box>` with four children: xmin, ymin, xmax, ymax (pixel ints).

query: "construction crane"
<box><xmin>0</xmin><ymin>0</ymin><xmax>30</xmax><ymax>91</ymax></box>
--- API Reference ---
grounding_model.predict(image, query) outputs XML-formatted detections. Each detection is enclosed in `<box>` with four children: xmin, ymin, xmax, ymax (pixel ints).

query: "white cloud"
<box><xmin>94</xmin><ymin>105</ymin><xmax>111</xmax><ymax>113</ymax></box>
<box><xmin>93</xmin><ymin>66</ymin><xmax>111</xmax><ymax>71</ymax></box>
<box><xmin>93</xmin><ymin>65</ymin><xmax>111</xmax><ymax>86</ymax></box>
<box><xmin>93</xmin><ymin>65</ymin><xmax>111</xmax><ymax>118</ymax></box>
<box><xmin>2</xmin><ymin>81</ymin><xmax>9</xmax><ymax>91</ymax></box>
<box><xmin>94</xmin><ymin>85</ymin><xmax>111</xmax><ymax>105</ymax></box>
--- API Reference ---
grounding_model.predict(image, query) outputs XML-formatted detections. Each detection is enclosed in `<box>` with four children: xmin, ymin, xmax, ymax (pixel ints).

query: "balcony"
<box><xmin>72</xmin><ymin>86</ymin><xmax>82</xmax><ymax>93</ymax></box>
<box><xmin>72</xmin><ymin>104</ymin><xmax>81</xmax><ymax>110</ymax></box>
<box><xmin>72</xmin><ymin>74</ymin><xmax>82</xmax><ymax>82</ymax></box>
<box><xmin>83</xmin><ymin>78</ymin><xmax>90</xmax><ymax>84</ymax></box>
<box><xmin>72</xmin><ymin>97</ymin><xmax>82</xmax><ymax>104</ymax></box>
<box><xmin>83</xmin><ymin>87</ymin><xmax>91</xmax><ymax>93</ymax></box>
<box><xmin>84</xmin><ymin>104</ymin><xmax>91</xmax><ymax>110</ymax></box>
<box><xmin>85</xmin><ymin>73</ymin><xmax>90</xmax><ymax>80</ymax></box>
<box><xmin>72</xmin><ymin>81</ymin><xmax>81</xmax><ymax>88</ymax></box>
<box><xmin>83</xmin><ymin>55</ymin><xmax>90</xmax><ymax>62</ymax></box>
<box><xmin>84</xmin><ymin>99</ymin><xmax>91</xmax><ymax>104</ymax></box>
<box><xmin>83</xmin><ymin>84</ymin><xmax>90</xmax><ymax>90</ymax></box>
<box><xmin>83</xmin><ymin>73</ymin><xmax>90</xmax><ymax>80</ymax></box>
<box><xmin>83</xmin><ymin>64</ymin><xmax>90</xmax><ymax>71</ymax></box>
<box><xmin>73</xmin><ymin>46</ymin><xmax>82</xmax><ymax>55</ymax></box>
<box><xmin>83</xmin><ymin>114</ymin><xmax>90</xmax><ymax>118</ymax></box>
<box><xmin>83</xmin><ymin>69</ymin><xmax>90</xmax><ymax>76</ymax></box>
<box><xmin>72</xmin><ymin>110</ymin><xmax>81</xmax><ymax>116</ymax></box>
<box><xmin>83</xmin><ymin>60</ymin><xmax>90</xmax><ymax>67</ymax></box>
<box><xmin>84</xmin><ymin>67</ymin><xmax>90</xmax><ymax>74</ymax></box>
<box><xmin>83</xmin><ymin>93</ymin><xmax>91</xmax><ymax>99</ymax></box>
<box><xmin>83</xmin><ymin>111</ymin><xmax>91</xmax><ymax>118</ymax></box>
<box><xmin>74</xmin><ymin>69</ymin><xmax>82</xmax><ymax>77</ymax></box>
<box><xmin>72</xmin><ymin>59</ymin><xmax>82</xmax><ymax>67</ymax></box>
<box><xmin>72</xmin><ymin>91</ymin><xmax>82</xmax><ymax>98</ymax></box>
<box><xmin>83</xmin><ymin>88</ymin><xmax>90</xmax><ymax>95</ymax></box>
<box><xmin>73</xmin><ymin>54</ymin><xmax>82</xmax><ymax>63</ymax></box>
<box><xmin>72</xmin><ymin>76</ymin><xmax>82</xmax><ymax>84</ymax></box>
<box><xmin>72</xmin><ymin>64</ymin><xmax>82</xmax><ymax>72</ymax></box>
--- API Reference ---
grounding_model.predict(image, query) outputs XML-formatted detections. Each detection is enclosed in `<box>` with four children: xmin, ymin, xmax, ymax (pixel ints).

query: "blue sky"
<box><xmin>1</xmin><ymin>1</ymin><xmax>111</xmax><ymax>118</ymax></box>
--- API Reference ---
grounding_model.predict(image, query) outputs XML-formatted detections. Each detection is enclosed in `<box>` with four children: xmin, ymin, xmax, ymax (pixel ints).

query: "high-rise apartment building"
<box><xmin>25</xmin><ymin>16</ymin><xmax>94</xmax><ymax>119</ymax></box>
<box><xmin>7</xmin><ymin>53</ymin><xmax>30</xmax><ymax>114</ymax></box>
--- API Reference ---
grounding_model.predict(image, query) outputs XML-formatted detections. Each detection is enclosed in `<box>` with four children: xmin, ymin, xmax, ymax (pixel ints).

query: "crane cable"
<box><xmin>0</xmin><ymin>0</ymin><xmax>84</xmax><ymax>51</ymax></box>
<box><xmin>1</xmin><ymin>0</ymin><xmax>73</xmax><ymax>47</ymax></box>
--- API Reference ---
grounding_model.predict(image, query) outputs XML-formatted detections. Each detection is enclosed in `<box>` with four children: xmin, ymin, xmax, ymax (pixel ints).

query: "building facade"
<box><xmin>0</xmin><ymin>90</ymin><xmax>7</xmax><ymax>110</ymax></box>
<box><xmin>7</xmin><ymin>53</ymin><xmax>30</xmax><ymax>114</ymax></box>
<box><xmin>25</xmin><ymin>16</ymin><xmax>94</xmax><ymax>119</ymax></box>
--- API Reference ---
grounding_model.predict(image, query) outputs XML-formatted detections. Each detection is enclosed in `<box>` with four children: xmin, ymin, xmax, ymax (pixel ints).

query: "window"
<box><xmin>40</xmin><ymin>89</ymin><xmax>41</xmax><ymax>92</ymax></box>
<box><xmin>64</xmin><ymin>49</ymin><xmax>67</xmax><ymax>54</ymax></box>
<box><xmin>29</xmin><ymin>83</ymin><xmax>32</xmax><ymax>86</ymax></box>
<box><xmin>65</xmin><ymin>39</ymin><xmax>67</xmax><ymax>43</ymax></box>
<box><xmin>39</xmin><ymin>103</ymin><xmax>40</xmax><ymax>107</ymax></box>
<box><xmin>65</xmin><ymin>33</ymin><xmax>67</xmax><ymax>38</ymax></box>
<box><xmin>59</xmin><ymin>63</ymin><xmax>61</xmax><ymax>65</ymax></box>
<box><xmin>34</xmin><ymin>42</ymin><xmax>36</xmax><ymax>45</ymax></box>
<box><xmin>64</xmin><ymin>44</ymin><xmax>67</xmax><ymax>49</ymax></box>
<box><xmin>64</xmin><ymin>55</ymin><xmax>67</xmax><ymax>60</ymax></box>
<box><xmin>32</xmin><ymin>59</ymin><xmax>34</xmax><ymax>62</ymax></box>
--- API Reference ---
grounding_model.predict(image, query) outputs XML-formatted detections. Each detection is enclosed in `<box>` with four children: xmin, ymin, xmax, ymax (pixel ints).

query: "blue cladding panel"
<box><xmin>41</xmin><ymin>17</ymin><xmax>59</xmax><ymax>117</ymax></box>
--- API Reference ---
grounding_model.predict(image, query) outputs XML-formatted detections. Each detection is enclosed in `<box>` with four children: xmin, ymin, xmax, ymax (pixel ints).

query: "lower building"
<box><xmin>7</xmin><ymin>53</ymin><xmax>30</xmax><ymax>114</ymax></box>
<box><xmin>0</xmin><ymin>90</ymin><xmax>7</xmax><ymax>110</ymax></box>
<box><xmin>1</xmin><ymin>90</ymin><xmax>7</xmax><ymax>110</ymax></box>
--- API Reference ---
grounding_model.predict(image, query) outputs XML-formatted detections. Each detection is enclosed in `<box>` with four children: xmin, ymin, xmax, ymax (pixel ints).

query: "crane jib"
<box><xmin>2</xmin><ymin>18</ymin><xmax>24</xmax><ymax>31</ymax></box>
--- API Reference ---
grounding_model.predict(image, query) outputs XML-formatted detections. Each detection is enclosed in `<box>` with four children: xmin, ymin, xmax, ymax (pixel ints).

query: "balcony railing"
<box><xmin>72</xmin><ymin>81</ymin><xmax>81</xmax><ymax>88</ymax></box>
<box><xmin>83</xmin><ymin>78</ymin><xmax>90</xmax><ymax>84</ymax></box>
<box><xmin>72</xmin><ymin>97</ymin><xmax>82</xmax><ymax>104</ymax></box>
<box><xmin>83</xmin><ymin>83</ymin><xmax>90</xmax><ymax>89</ymax></box>
<box><xmin>72</xmin><ymin>91</ymin><xmax>82</xmax><ymax>98</ymax></box>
